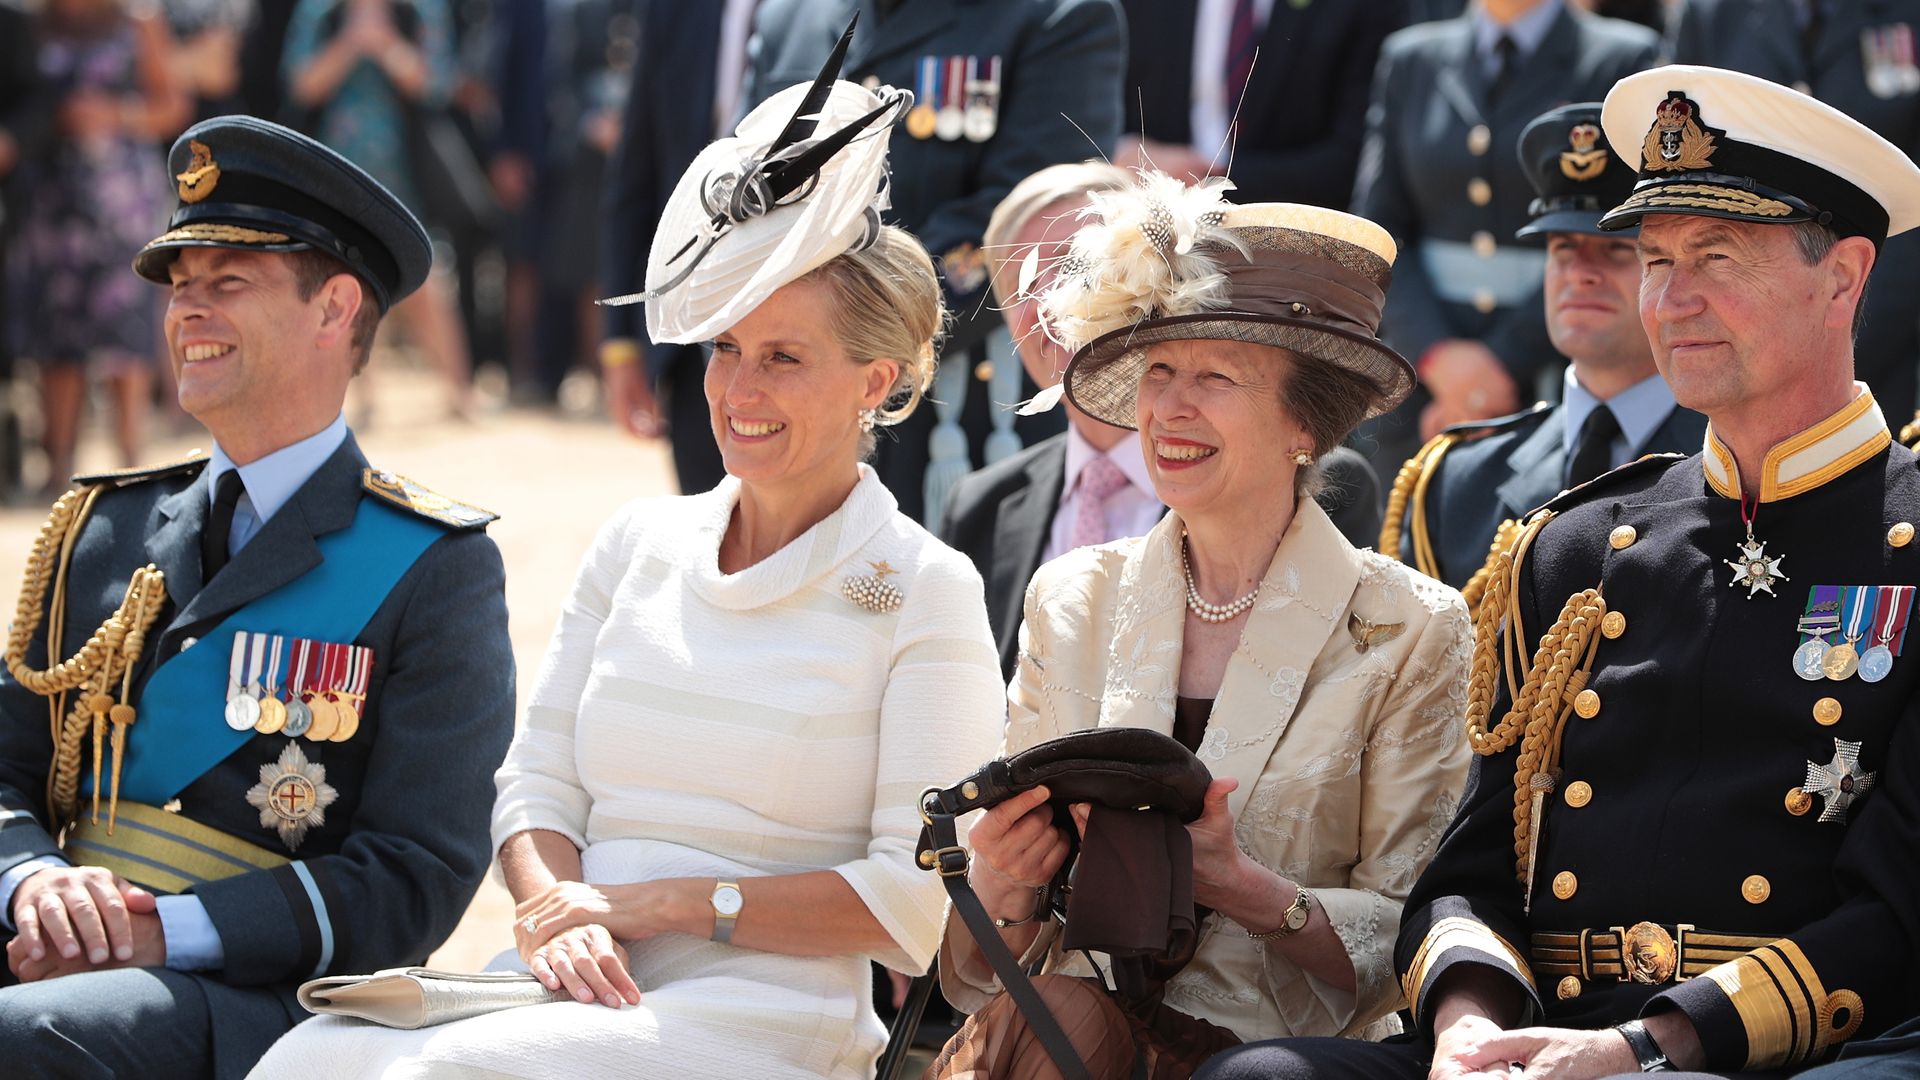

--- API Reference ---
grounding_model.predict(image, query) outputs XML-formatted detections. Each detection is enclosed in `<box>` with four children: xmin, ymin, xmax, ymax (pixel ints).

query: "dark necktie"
<box><xmin>1487</xmin><ymin>34</ymin><xmax>1519</xmax><ymax>106</ymax></box>
<box><xmin>202</xmin><ymin>470</ymin><xmax>246</xmax><ymax>581</ymax></box>
<box><xmin>1225</xmin><ymin>0</ymin><xmax>1259</xmax><ymax>112</ymax></box>
<box><xmin>1566</xmin><ymin>404</ymin><xmax>1623</xmax><ymax>488</ymax></box>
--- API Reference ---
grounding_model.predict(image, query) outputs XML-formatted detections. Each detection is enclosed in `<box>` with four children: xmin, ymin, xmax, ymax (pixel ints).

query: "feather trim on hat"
<box><xmin>1036</xmin><ymin>172</ymin><xmax>1244</xmax><ymax>354</ymax></box>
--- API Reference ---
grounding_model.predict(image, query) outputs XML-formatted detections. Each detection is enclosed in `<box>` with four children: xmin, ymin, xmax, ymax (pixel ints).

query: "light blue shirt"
<box><xmin>1473</xmin><ymin>0</ymin><xmax>1564</xmax><ymax>76</ymax></box>
<box><xmin>1560</xmin><ymin>366</ymin><xmax>1680</xmax><ymax>471</ymax></box>
<box><xmin>0</xmin><ymin>414</ymin><xmax>352</xmax><ymax>972</ymax></box>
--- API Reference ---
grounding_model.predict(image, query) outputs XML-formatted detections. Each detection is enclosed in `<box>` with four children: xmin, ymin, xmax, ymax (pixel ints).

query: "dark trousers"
<box><xmin>0</xmin><ymin>965</ymin><xmax>294</xmax><ymax>1079</ymax></box>
<box><xmin>1197</xmin><ymin>1033</ymin><xmax>1795</xmax><ymax>1079</ymax></box>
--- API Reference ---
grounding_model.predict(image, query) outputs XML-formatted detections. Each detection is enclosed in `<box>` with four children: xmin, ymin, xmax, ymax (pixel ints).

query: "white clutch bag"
<box><xmin>297</xmin><ymin>967</ymin><xmax>568</xmax><ymax>1029</ymax></box>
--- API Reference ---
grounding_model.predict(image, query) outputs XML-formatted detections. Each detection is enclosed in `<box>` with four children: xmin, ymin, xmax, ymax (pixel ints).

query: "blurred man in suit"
<box><xmin>1354</xmin><ymin>0</ymin><xmax>1656</xmax><ymax>475</ymax></box>
<box><xmin>743</xmin><ymin>0</ymin><xmax>1125</xmax><ymax>523</ymax></box>
<box><xmin>941</xmin><ymin>163</ymin><xmax>1382</xmax><ymax>679</ymax></box>
<box><xmin>1670</xmin><ymin>0</ymin><xmax>1920</xmax><ymax>417</ymax></box>
<box><xmin>600</xmin><ymin>0</ymin><xmax>750</xmax><ymax>495</ymax></box>
<box><xmin>1113</xmin><ymin>0</ymin><xmax>1406</xmax><ymax>208</ymax></box>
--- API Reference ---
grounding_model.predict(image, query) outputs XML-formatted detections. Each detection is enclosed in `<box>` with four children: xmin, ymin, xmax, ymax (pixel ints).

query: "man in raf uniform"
<box><xmin>1354</xmin><ymin>0</ymin><xmax>1656</xmax><ymax>476</ymax></box>
<box><xmin>1386</xmin><ymin>102</ymin><xmax>1704</xmax><ymax>599</ymax></box>
<box><xmin>740</xmin><ymin>0</ymin><xmax>1125</xmax><ymax>523</ymax></box>
<box><xmin>1203</xmin><ymin>66</ymin><xmax>1920</xmax><ymax>1079</ymax></box>
<box><xmin>0</xmin><ymin>117</ymin><xmax>514</xmax><ymax>1078</ymax></box>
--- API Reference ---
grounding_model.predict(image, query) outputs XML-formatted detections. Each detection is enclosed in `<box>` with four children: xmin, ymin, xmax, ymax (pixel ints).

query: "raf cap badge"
<box><xmin>1641</xmin><ymin>91</ymin><xmax>1720</xmax><ymax>173</ymax></box>
<box><xmin>176</xmin><ymin>139</ymin><xmax>221</xmax><ymax>204</ymax></box>
<box><xmin>1560</xmin><ymin>123</ymin><xmax>1609</xmax><ymax>181</ymax></box>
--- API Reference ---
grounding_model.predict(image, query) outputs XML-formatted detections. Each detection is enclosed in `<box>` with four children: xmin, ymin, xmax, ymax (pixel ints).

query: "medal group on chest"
<box><xmin>225</xmin><ymin>630</ymin><xmax>373</xmax><ymax>849</ymax></box>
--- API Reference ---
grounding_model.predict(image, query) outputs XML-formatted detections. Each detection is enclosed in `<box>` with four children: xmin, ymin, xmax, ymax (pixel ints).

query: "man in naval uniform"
<box><xmin>740</xmin><ymin>0</ymin><xmax>1126</xmax><ymax>523</ymax></box>
<box><xmin>0</xmin><ymin>117</ymin><xmax>514</xmax><ymax>1078</ymax></box>
<box><xmin>1202</xmin><ymin>65</ymin><xmax>1920</xmax><ymax>1079</ymax></box>
<box><xmin>1387</xmin><ymin>102</ymin><xmax>1704</xmax><ymax>597</ymax></box>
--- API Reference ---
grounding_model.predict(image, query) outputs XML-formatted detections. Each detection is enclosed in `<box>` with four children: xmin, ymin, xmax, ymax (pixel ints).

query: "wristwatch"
<box><xmin>710</xmin><ymin>880</ymin><xmax>744</xmax><ymax>944</ymax></box>
<box><xmin>1615</xmin><ymin>1019</ymin><xmax>1675</xmax><ymax>1072</ymax></box>
<box><xmin>1247</xmin><ymin>886</ymin><xmax>1314</xmax><ymax>941</ymax></box>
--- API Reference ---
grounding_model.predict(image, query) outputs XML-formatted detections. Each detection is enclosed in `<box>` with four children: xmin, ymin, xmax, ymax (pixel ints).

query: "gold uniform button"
<box><xmin>973</xmin><ymin>360</ymin><xmax>994</xmax><ymax>382</ymax></box>
<box><xmin>1786</xmin><ymin>787</ymin><xmax>1814</xmax><ymax>816</ymax></box>
<box><xmin>1471</xmin><ymin>230</ymin><xmax>1498</xmax><ymax>258</ymax></box>
<box><xmin>1609</xmin><ymin>525</ymin><xmax>1637</xmax><ymax>549</ymax></box>
<box><xmin>1742</xmin><ymin>874</ymin><xmax>1771</xmax><ymax>904</ymax></box>
<box><xmin>1472</xmin><ymin>289</ymin><xmax>1498</xmax><ymax>314</ymax></box>
<box><xmin>1556</xmin><ymin>975</ymin><xmax>1583</xmax><ymax>1000</ymax></box>
<box><xmin>1552</xmin><ymin>871</ymin><xmax>1578</xmax><ymax>900</ymax></box>
<box><xmin>1468</xmin><ymin>178</ymin><xmax>1492</xmax><ymax>206</ymax></box>
<box><xmin>1601</xmin><ymin>611</ymin><xmax>1626</xmax><ymax>639</ymax></box>
<box><xmin>1564</xmin><ymin>780</ymin><xmax>1592</xmax><ymax>808</ymax></box>
<box><xmin>1573</xmin><ymin>689</ymin><xmax>1601</xmax><ymax>719</ymax></box>
<box><xmin>1890</xmin><ymin>522</ymin><xmax>1914</xmax><ymax>548</ymax></box>
<box><xmin>1814</xmin><ymin>697</ymin><xmax>1843</xmax><ymax>726</ymax></box>
<box><xmin>1468</xmin><ymin>124</ymin><xmax>1492</xmax><ymax>156</ymax></box>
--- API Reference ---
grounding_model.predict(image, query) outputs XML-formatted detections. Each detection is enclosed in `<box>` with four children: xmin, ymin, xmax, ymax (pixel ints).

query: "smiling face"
<box><xmin>1636</xmin><ymin>215</ymin><xmax>1866</xmax><ymax>415</ymax></box>
<box><xmin>164</xmin><ymin>247</ymin><xmax>361</xmax><ymax>451</ymax></box>
<box><xmin>704</xmin><ymin>277</ymin><xmax>899</xmax><ymax>491</ymax></box>
<box><xmin>1133</xmin><ymin>338</ymin><xmax>1309</xmax><ymax>522</ymax></box>
<box><xmin>1545</xmin><ymin>231</ymin><xmax>1653</xmax><ymax>377</ymax></box>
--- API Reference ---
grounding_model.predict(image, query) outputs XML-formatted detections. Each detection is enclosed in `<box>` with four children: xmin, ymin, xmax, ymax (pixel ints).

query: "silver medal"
<box><xmin>224</xmin><ymin>695</ymin><xmax>260</xmax><ymax>731</ymax></box>
<box><xmin>1794</xmin><ymin>638</ymin><xmax>1832</xmax><ymax>681</ymax></box>
<box><xmin>282</xmin><ymin>698</ymin><xmax>313</xmax><ymax>737</ymax></box>
<box><xmin>1859</xmin><ymin>644</ymin><xmax>1895</xmax><ymax>683</ymax></box>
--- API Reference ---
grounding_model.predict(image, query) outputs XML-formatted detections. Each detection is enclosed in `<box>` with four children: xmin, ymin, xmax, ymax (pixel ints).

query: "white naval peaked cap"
<box><xmin>1599</xmin><ymin>65</ymin><xmax>1920</xmax><ymax>245</ymax></box>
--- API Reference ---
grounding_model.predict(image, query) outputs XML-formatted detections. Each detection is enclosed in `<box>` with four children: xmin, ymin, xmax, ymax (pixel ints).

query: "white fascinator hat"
<box><xmin>601</xmin><ymin>19</ymin><xmax>910</xmax><ymax>345</ymax></box>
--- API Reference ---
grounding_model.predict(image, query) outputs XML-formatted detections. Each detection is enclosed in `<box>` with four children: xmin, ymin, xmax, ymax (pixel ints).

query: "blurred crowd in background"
<box><xmin>0</xmin><ymin>0</ymin><xmax>1898</xmax><ymax>528</ymax></box>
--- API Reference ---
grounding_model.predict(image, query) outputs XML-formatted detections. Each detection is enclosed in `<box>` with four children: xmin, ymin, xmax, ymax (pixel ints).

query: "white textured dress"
<box><xmin>250</xmin><ymin>467</ymin><xmax>1005</xmax><ymax>1079</ymax></box>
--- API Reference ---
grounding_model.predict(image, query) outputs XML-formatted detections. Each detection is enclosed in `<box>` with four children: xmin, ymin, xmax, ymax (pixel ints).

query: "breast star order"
<box><xmin>1725</xmin><ymin>535</ymin><xmax>1788</xmax><ymax>598</ymax></box>
<box><xmin>1805</xmin><ymin>737</ymin><xmax>1877</xmax><ymax>823</ymax></box>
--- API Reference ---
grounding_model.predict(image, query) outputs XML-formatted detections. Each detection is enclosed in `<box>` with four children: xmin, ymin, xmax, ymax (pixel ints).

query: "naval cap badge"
<box><xmin>246</xmin><ymin>740</ymin><xmax>338</xmax><ymax>850</ymax></box>
<box><xmin>176</xmin><ymin>139</ymin><xmax>221</xmax><ymax>204</ymax></box>
<box><xmin>1641</xmin><ymin>91</ymin><xmax>1719</xmax><ymax>173</ymax></box>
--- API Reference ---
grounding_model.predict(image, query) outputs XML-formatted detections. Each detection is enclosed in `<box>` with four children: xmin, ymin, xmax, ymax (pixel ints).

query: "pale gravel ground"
<box><xmin>0</xmin><ymin>364</ymin><xmax>678</xmax><ymax>971</ymax></box>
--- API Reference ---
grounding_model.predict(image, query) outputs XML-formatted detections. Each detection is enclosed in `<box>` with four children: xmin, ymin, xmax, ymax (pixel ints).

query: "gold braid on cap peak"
<box><xmin>1379</xmin><ymin>431</ymin><xmax>1458</xmax><ymax>568</ymax></box>
<box><xmin>5</xmin><ymin>487</ymin><xmax>168</xmax><ymax>833</ymax></box>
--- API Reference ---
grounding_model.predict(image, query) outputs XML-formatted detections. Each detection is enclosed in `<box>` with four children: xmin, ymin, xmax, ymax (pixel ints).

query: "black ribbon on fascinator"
<box><xmin>600</xmin><ymin>15</ymin><xmax>909</xmax><ymax>306</ymax></box>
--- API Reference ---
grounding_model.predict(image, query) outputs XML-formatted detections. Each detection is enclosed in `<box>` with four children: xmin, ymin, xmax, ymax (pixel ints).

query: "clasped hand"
<box><xmin>1430</xmin><ymin>1014</ymin><xmax>1636</xmax><ymax>1080</ymax></box>
<box><xmin>7</xmin><ymin>866</ymin><xmax>163</xmax><ymax>981</ymax></box>
<box><xmin>514</xmin><ymin>880</ymin><xmax>668</xmax><ymax>1010</ymax></box>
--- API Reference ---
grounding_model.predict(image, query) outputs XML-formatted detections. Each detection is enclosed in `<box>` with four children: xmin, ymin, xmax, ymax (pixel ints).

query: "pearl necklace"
<box><xmin>1181</xmin><ymin>534</ymin><xmax>1259</xmax><ymax>623</ymax></box>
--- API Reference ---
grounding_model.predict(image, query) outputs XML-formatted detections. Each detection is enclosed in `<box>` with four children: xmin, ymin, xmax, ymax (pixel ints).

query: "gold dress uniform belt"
<box><xmin>64</xmin><ymin>801</ymin><xmax>288</xmax><ymax>895</ymax></box>
<box><xmin>1531</xmin><ymin>922</ymin><xmax>1778</xmax><ymax>986</ymax></box>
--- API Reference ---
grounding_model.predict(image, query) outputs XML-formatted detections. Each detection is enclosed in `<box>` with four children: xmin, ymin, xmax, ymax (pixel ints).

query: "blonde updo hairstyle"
<box><xmin>801</xmin><ymin>224</ymin><xmax>946</xmax><ymax>458</ymax></box>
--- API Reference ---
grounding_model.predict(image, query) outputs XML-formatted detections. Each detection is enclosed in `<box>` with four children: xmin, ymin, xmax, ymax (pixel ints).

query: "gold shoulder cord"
<box><xmin>1901</xmin><ymin>411</ymin><xmax>1920</xmax><ymax>449</ymax></box>
<box><xmin>1379</xmin><ymin>433</ymin><xmax>1457</xmax><ymax>569</ymax></box>
<box><xmin>4</xmin><ymin>486</ymin><xmax>167</xmax><ymax>835</ymax></box>
<box><xmin>1460</xmin><ymin>517</ymin><xmax>1521</xmax><ymax>614</ymax></box>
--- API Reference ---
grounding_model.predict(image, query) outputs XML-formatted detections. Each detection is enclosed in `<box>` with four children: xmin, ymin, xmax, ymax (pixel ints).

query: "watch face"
<box><xmin>1284</xmin><ymin>905</ymin><xmax>1310</xmax><ymax>930</ymax></box>
<box><xmin>712</xmin><ymin>885</ymin><xmax>744</xmax><ymax>916</ymax></box>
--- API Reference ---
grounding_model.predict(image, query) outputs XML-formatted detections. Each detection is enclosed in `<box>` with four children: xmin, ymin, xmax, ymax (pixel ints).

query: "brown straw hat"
<box><xmin>1031</xmin><ymin>175</ymin><xmax>1413</xmax><ymax>430</ymax></box>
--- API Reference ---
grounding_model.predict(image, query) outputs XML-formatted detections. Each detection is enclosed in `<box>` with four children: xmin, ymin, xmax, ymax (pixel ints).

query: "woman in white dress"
<box><xmin>249</xmin><ymin>56</ymin><xmax>1005</xmax><ymax>1080</ymax></box>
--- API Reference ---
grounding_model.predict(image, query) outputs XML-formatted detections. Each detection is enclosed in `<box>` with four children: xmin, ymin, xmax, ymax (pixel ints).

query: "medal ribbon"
<box><xmin>346</xmin><ymin>646</ymin><xmax>372</xmax><ymax>718</ymax></box>
<box><xmin>964</xmin><ymin>55</ymin><xmax>979</xmax><ymax>100</ymax></box>
<box><xmin>1799</xmin><ymin>584</ymin><xmax>1842</xmax><ymax>641</ymax></box>
<box><xmin>1872</xmin><ymin>584</ymin><xmax>1915</xmax><ymax>653</ymax></box>
<box><xmin>289</xmin><ymin>638</ymin><xmax>311</xmax><ymax>701</ymax></box>
<box><xmin>227</xmin><ymin>633</ymin><xmax>248</xmax><ymax>701</ymax></box>
<box><xmin>1841</xmin><ymin>585</ymin><xmax>1877</xmax><ymax>644</ymax></box>
<box><xmin>945</xmin><ymin>56</ymin><xmax>963</xmax><ymax>111</ymax></box>
<box><xmin>265</xmin><ymin>635</ymin><xmax>284</xmax><ymax>697</ymax></box>
<box><xmin>918</xmin><ymin>55</ymin><xmax>935</xmax><ymax>108</ymax></box>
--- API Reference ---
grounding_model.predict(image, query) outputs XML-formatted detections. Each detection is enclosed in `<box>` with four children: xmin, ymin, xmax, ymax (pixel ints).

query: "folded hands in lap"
<box><xmin>7</xmin><ymin>866</ymin><xmax>163</xmax><ymax>981</ymax></box>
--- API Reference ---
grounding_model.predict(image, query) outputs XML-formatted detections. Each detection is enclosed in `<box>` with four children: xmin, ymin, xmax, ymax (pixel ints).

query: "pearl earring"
<box><xmin>858</xmin><ymin>408</ymin><xmax>877</xmax><ymax>432</ymax></box>
<box><xmin>1290</xmin><ymin>449</ymin><xmax>1314</xmax><ymax>466</ymax></box>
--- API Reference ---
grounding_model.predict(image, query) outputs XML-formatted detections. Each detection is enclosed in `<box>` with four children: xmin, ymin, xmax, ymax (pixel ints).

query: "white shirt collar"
<box><xmin>208</xmin><ymin>414</ymin><xmax>349</xmax><ymax>526</ymax></box>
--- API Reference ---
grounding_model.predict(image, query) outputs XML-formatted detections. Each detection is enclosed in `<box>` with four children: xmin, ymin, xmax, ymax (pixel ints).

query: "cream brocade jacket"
<box><xmin>942</xmin><ymin>500</ymin><xmax>1472</xmax><ymax>1041</ymax></box>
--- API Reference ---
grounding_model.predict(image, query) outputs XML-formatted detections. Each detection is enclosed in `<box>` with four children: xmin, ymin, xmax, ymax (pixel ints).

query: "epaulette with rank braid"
<box><xmin>1378</xmin><ymin>403</ymin><xmax>1551</xmax><ymax>574</ymax></box>
<box><xmin>1457</xmin><ymin>451</ymin><xmax>1683</xmax><ymax>895</ymax></box>
<box><xmin>1900</xmin><ymin>410</ymin><xmax>1920</xmax><ymax>451</ymax></box>
<box><xmin>72</xmin><ymin>453</ymin><xmax>210</xmax><ymax>489</ymax></box>
<box><xmin>361</xmin><ymin>469</ymin><xmax>498</xmax><ymax>529</ymax></box>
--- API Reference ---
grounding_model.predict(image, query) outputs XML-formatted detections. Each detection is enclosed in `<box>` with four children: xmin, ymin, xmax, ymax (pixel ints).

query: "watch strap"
<box><xmin>1615</xmin><ymin>1019</ymin><xmax>1675</xmax><ymax>1072</ymax></box>
<box><xmin>1247</xmin><ymin>886</ymin><xmax>1314</xmax><ymax>941</ymax></box>
<box><xmin>711</xmin><ymin>880</ymin><xmax>741</xmax><ymax>944</ymax></box>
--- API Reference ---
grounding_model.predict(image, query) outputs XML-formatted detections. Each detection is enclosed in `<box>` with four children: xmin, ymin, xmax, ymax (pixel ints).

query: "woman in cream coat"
<box><xmin>932</xmin><ymin>180</ymin><xmax>1473</xmax><ymax>1077</ymax></box>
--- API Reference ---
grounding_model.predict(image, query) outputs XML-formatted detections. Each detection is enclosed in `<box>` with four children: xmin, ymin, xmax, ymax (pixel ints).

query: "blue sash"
<box><xmin>107</xmin><ymin>499</ymin><xmax>445</xmax><ymax>804</ymax></box>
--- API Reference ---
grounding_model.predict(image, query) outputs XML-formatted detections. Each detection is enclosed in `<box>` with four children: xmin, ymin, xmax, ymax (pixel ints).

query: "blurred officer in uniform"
<box><xmin>0</xmin><ymin>117</ymin><xmax>514</xmax><ymax>1079</ymax></box>
<box><xmin>741</xmin><ymin>0</ymin><xmax>1125</xmax><ymax>523</ymax></box>
<box><xmin>1354</xmin><ymin>0</ymin><xmax>1656</xmax><ymax>475</ymax></box>
<box><xmin>1384</xmin><ymin>102</ymin><xmax>1703</xmax><ymax>598</ymax></box>
<box><xmin>1112</xmin><ymin>0</ymin><xmax>1406</xmax><ymax>208</ymax></box>
<box><xmin>1671</xmin><ymin>0</ymin><xmax>1920</xmax><ymax>420</ymax></box>
<box><xmin>1203</xmin><ymin>65</ymin><xmax>1920</xmax><ymax>1079</ymax></box>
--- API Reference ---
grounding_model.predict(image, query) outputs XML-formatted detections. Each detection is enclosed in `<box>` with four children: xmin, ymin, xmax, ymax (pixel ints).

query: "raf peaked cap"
<box><xmin>1515</xmin><ymin>103</ymin><xmax>1637</xmax><ymax>242</ymax></box>
<box><xmin>132</xmin><ymin>116</ymin><xmax>432</xmax><ymax>311</ymax></box>
<box><xmin>1599</xmin><ymin>65</ymin><xmax>1920</xmax><ymax>247</ymax></box>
